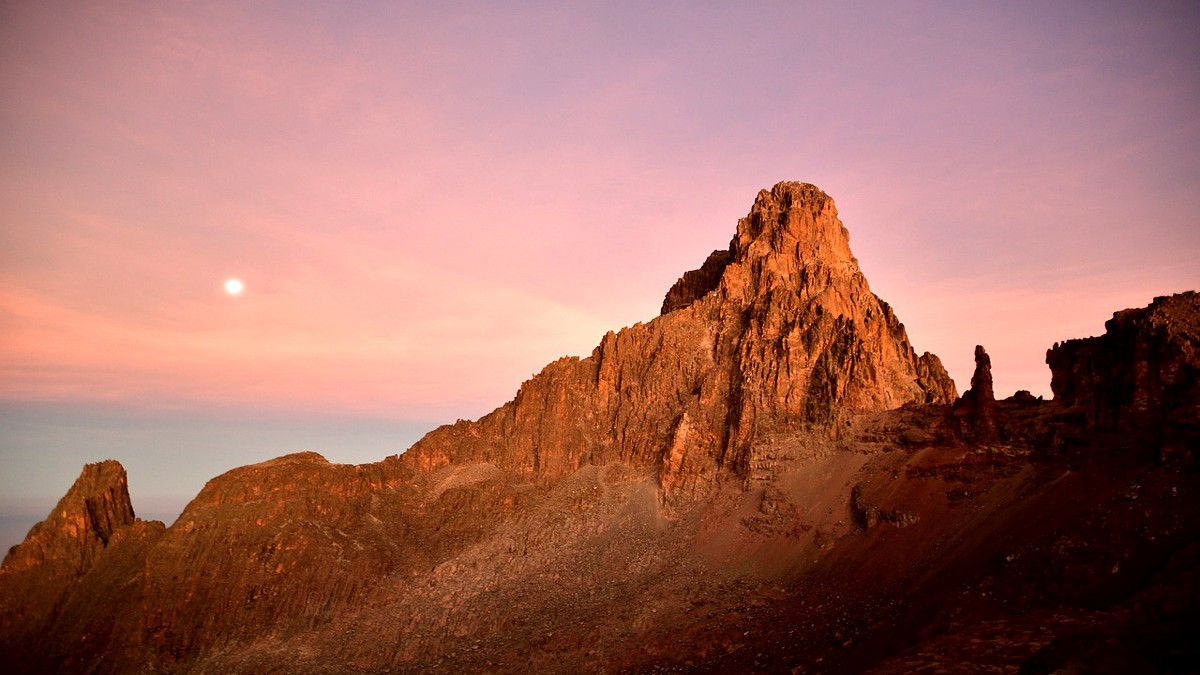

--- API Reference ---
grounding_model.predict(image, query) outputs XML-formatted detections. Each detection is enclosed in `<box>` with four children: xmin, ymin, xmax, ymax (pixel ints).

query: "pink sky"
<box><xmin>1</xmin><ymin>2</ymin><xmax>1198</xmax><ymax>542</ymax></box>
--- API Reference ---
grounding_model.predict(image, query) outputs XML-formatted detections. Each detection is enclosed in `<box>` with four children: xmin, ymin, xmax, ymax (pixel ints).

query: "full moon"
<box><xmin>224</xmin><ymin>278</ymin><xmax>244</xmax><ymax>296</ymax></box>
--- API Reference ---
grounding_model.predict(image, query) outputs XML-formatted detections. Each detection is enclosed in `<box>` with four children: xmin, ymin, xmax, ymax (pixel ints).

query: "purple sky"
<box><xmin>2</xmin><ymin>2</ymin><xmax>1198</xmax><ymax>549</ymax></box>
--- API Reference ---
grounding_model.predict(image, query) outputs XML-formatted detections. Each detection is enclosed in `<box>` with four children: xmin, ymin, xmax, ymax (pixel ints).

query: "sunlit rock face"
<box><xmin>0</xmin><ymin>460</ymin><xmax>163</xmax><ymax>669</ymax></box>
<box><xmin>2</xmin><ymin>185</ymin><xmax>1196</xmax><ymax>675</ymax></box>
<box><xmin>1</xmin><ymin>460</ymin><xmax>135</xmax><ymax>578</ymax></box>
<box><xmin>408</xmin><ymin>182</ymin><xmax>957</xmax><ymax>500</ymax></box>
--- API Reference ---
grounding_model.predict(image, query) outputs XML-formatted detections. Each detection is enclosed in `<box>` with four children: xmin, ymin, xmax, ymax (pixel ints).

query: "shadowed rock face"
<box><xmin>2</xmin><ymin>185</ymin><xmax>1197</xmax><ymax>675</ymax></box>
<box><xmin>660</xmin><ymin>249</ymin><xmax>733</xmax><ymax>315</ymax></box>
<box><xmin>954</xmin><ymin>345</ymin><xmax>999</xmax><ymax>440</ymax></box>
<box><xmin>1047</xmin><ymin>291</ymin><xmax>1200</xmax><ymax>443</ymax></box>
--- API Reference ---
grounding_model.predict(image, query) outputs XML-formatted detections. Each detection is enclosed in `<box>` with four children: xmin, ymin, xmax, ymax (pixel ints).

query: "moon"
<box><xmin>224</xmin><ymin>278</ymin><xmax>244</xmax><ymax>296</ymax></box>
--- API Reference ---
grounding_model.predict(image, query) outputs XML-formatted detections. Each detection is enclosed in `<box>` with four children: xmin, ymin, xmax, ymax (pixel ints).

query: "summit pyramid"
<box><xmin>409</xmin><ymin>182</ymin><xmax>955</xmax><ymax>499</ymax></box>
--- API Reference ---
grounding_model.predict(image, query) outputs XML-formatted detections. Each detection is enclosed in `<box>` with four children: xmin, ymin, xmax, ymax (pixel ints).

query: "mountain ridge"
<box><xmin>406</xmin><ymin>182</ymin><xmax>955</xmax><ymax>502</ymax></box>
<box><xmin>2</xmin><ymin>183</ymin><xmax>1197</xmax><ymax>674</ymax></box>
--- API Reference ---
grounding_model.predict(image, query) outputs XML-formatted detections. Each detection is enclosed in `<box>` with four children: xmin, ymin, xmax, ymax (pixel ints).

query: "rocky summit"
<box><xmin>2</xmin><ymin>183</ymin><xmax>1197</xmax><ymax>674</ymax></box>
<box><xmin>409</xmin><ymin>182</ymin><xmax>956</xmax><ymax>500</ymax></box>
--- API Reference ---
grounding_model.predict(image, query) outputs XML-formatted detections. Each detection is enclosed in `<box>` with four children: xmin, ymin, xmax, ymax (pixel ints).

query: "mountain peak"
<box><xmin>1</xmin><ymin>460</ymin><xmax>135</xmax><ymax>577</ymax></box>
<box><xmin>660</xmin><ymin>181</ymin><xmax>856</xmax><ymax>316</ymax></box>
<box><xmin>409</xmin><ymin>182</ymin><xmax>956</xmax><ymax>491</ymax></box>
<box><xmin>734</xmin><ymin>181</ymin><xmax>854</xmax><ymax>267</ymax></box>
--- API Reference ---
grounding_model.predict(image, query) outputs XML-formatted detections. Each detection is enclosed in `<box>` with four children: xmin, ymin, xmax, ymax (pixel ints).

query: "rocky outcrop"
<box><xmin>954</xmin><ymin>345</ymin><xmax>999</xmax><ymax>440</ymax></box>
<box><xmin>968</xmin><ymin>345</ymin><xmax>996</xmax><ymax>402</ymax></box>
<box><xmin>408</xmin><ymin>182</ymin><xmax>956</xmax><ymax>499</ymax></box>
<box><xmin>0</xmin><ymin>460</ymin><xmax>149</xmax><ymax>668</ymax></box>
<box><xmin>660</xmin><ymin>249</ymin><xmax>733</xmax><ymax>314</ymax></box>
<box><xmin>0</xmin><ymin>460</ymin><xmax>134</xmax><ymax>579</ymax></box>
<box><xmin>1046</xmin><ymin>292</ymin><xmax>1199</xmax><ymax>446</ymax></box>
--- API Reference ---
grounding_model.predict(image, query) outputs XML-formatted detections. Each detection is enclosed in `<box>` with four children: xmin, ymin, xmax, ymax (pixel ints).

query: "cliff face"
<box><xmin>1</xmin><ymin>460</ymin><xmax>134</xmax><ymax>579</ymax></box>
<box><xmin>2</xmin><ymin>184</ymin><xmax>1196</xmax><ymax>675</ymax></box>
<box><xmin>1047</xmin><ymin>291</ymin><xmax>1200</xmax><ymax>445</ymax></box>
<box><xmin>407</xmin><ymin>183</ymin><xmax>956</xmax><ymax>499</ymax></box>
<box><xmin>0</xmin><ymin>460</ymin><xmax>163</xmax><ymax>667</ymax></box>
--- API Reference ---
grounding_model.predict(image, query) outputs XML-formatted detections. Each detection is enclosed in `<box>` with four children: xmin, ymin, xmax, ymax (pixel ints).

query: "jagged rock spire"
<box><xmin>0</xmin><ymin>460</ymin><xmax>140</xmax><ymax>657</ymax></box>
<box><xmin>955</xmin><ymin>345</ymin><xmax>999</xmax><ymax>440</ymax></box>
<box><xmin>1</xmin><ymin>460</ymin><xmax>135</xmax><ymax>576</ymax></box>
<box><xmin>407</xmin><ymin>182</ymin><xmax>956</xmax><ymax>497</ymax></box>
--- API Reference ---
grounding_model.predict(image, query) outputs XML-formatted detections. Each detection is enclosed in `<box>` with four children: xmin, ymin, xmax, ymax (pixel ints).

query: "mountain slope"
<box><xmin>1</xmin><ymin>185</ymin><xmax>1196</xmax><ymax>674</ymax></box>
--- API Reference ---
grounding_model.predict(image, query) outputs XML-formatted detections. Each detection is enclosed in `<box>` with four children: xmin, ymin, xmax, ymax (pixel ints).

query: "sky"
<box><xmin>2</xmin><ymin>1</ymin><xmax>1198</xmax><ymax>551</ymax></box>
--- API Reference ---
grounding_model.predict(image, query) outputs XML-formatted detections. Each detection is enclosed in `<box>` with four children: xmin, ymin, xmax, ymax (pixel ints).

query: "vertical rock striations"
<box><xmin>1</xmin><ymin>460</ymin><xmax>134</xmax><ymax>578</ymax></box>
<box><xmin>408</xmin><ymin>182</ymin><xmax>956</xmax><ymax>498</ymax></box>
<box><xmin>0</xmin><ymin>460</ymin><xmax>148</xmax><ymax>669</ymax></box>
